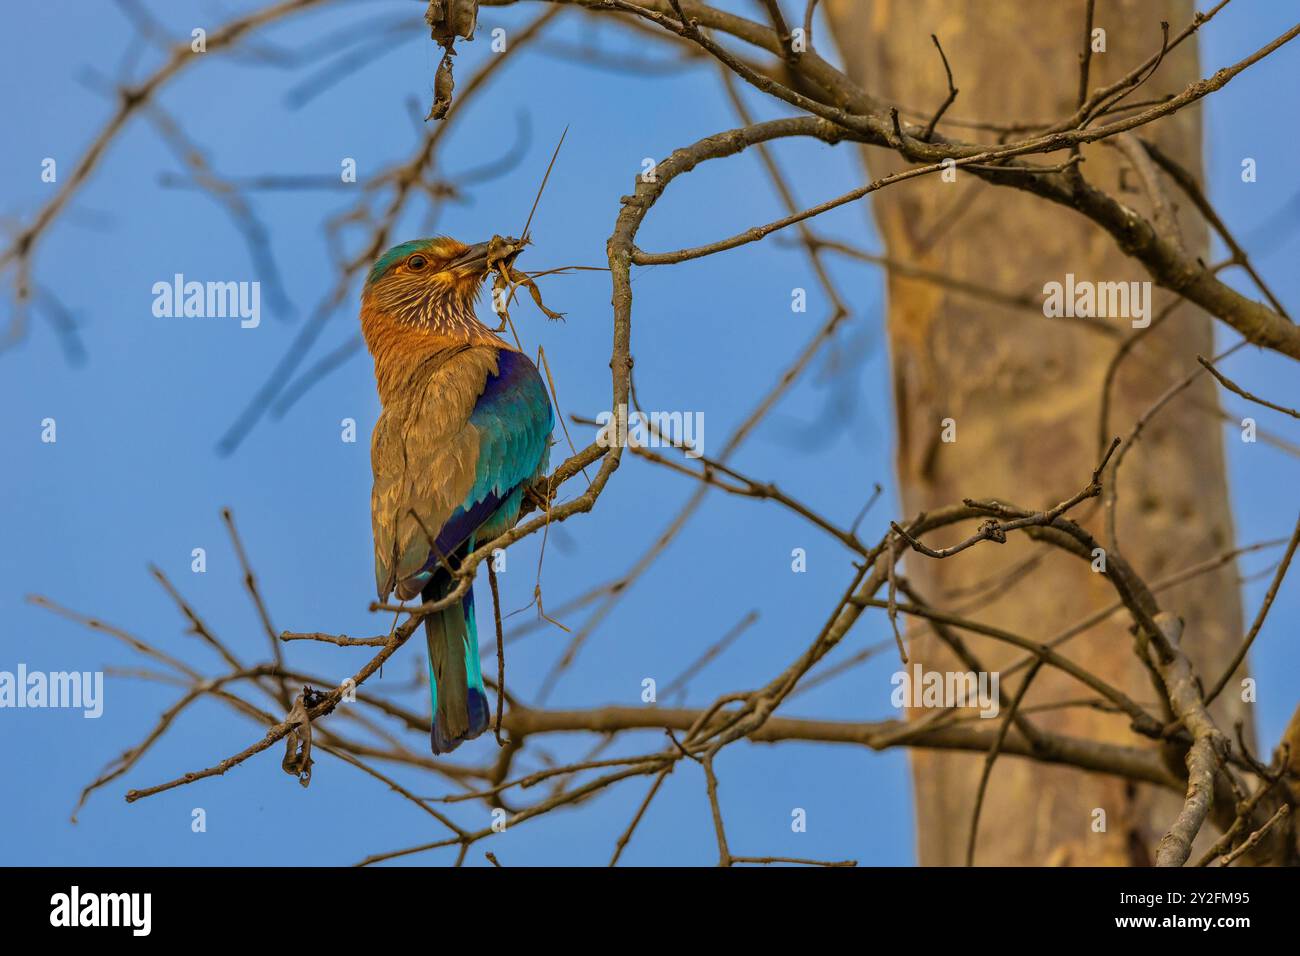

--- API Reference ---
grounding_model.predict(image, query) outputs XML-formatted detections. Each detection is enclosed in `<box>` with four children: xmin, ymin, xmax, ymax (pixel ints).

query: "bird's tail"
<box><xmin>422</xmin><ymin>542</ymin><xmax>490</xmax><ymax>755</ymax></box>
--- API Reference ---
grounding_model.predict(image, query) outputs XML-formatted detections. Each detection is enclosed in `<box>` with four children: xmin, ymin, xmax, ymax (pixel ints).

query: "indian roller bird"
<box><xmin>360</xmin><ymin>236</ymin><xmax>553</xmax><ymax>754</ymax></box>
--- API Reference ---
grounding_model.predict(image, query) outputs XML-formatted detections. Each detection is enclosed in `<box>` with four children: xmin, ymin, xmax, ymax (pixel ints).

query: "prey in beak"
<box><xmin>448</xmin><ymin>235</ymin><xmax>527</xmax><ymax>277</ymax></box>
<box><xmin>460</xmin><ymin>234</ymin><xmax>564</xmax><ymax>332</ymax></box>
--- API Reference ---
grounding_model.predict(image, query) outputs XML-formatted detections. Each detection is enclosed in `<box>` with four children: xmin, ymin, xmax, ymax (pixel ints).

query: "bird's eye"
<box><xmin>407</xmin><ymin>255</ymin><xmax>428</xmax><ymax>271</ymax></box>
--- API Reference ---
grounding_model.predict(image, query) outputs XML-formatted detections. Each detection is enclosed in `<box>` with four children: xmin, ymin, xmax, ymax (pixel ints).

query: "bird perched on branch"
<box><xmin>361</xmin><ymin>235</ymin><xmax>553</xmax><ymax>754</ymax></box>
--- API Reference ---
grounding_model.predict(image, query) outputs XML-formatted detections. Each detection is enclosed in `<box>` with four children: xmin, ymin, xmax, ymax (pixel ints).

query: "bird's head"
<box><xmin>361</xmin><ymin>235</ymin><xmax>524</xmax><ymax>333</ymax></box>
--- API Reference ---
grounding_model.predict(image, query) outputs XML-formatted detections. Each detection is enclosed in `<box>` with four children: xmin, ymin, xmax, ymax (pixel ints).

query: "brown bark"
<box><xmin>824</xmin><ymin>0</ymin><xmax>1250</xmax><ymax>865</ymax></box>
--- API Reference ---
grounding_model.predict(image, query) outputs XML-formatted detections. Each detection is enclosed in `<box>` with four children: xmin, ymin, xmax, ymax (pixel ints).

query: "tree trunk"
<box><xmin>825</xmin><ymin>0</ymin><xmax>1250</xmax><ymax>865</ymax></box>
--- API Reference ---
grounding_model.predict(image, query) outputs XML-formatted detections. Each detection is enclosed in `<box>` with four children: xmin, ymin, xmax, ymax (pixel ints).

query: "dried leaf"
<box><xmin>281</xmin><ymin>688</ymin><xmax>315</xmax><ymax>788</ymax></box>
<box><xmin>428</xmin><ymin>46</ymin><xmax>456</xmax><ymax>121</ymax></box>
<box><xmin>426</xmin><ymin>0</ymin><xmax>478</xmax><ymax>43</ymax></box>
<box><xmin>425</xmin><ymin>0</ymin><xmax>478</xmax><ymax>120</ymax></box>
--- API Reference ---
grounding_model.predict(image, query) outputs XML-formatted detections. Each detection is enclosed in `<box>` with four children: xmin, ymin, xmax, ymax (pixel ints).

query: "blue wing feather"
<box><xmin>467</xmin><ymin>348</ymin><xmax>553</xmax><ymax>503</ymax></box>
<box><xmin>409</xmin><ymin>349</ymin><xmax>552</xmax><ymax>585</ymax></box>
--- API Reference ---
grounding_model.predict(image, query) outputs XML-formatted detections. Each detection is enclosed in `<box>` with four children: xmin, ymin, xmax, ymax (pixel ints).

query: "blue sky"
<box><xmin>1</xmin><ymin>0</ymin><xmax>1297</xmax><ymax>866</ymax></box>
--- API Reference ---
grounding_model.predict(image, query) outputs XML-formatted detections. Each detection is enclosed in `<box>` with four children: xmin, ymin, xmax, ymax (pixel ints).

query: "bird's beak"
<box><xmin>447</xmin><ymin>241</ymin><xmax>494</xmax><ymax>275</ymax></box>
